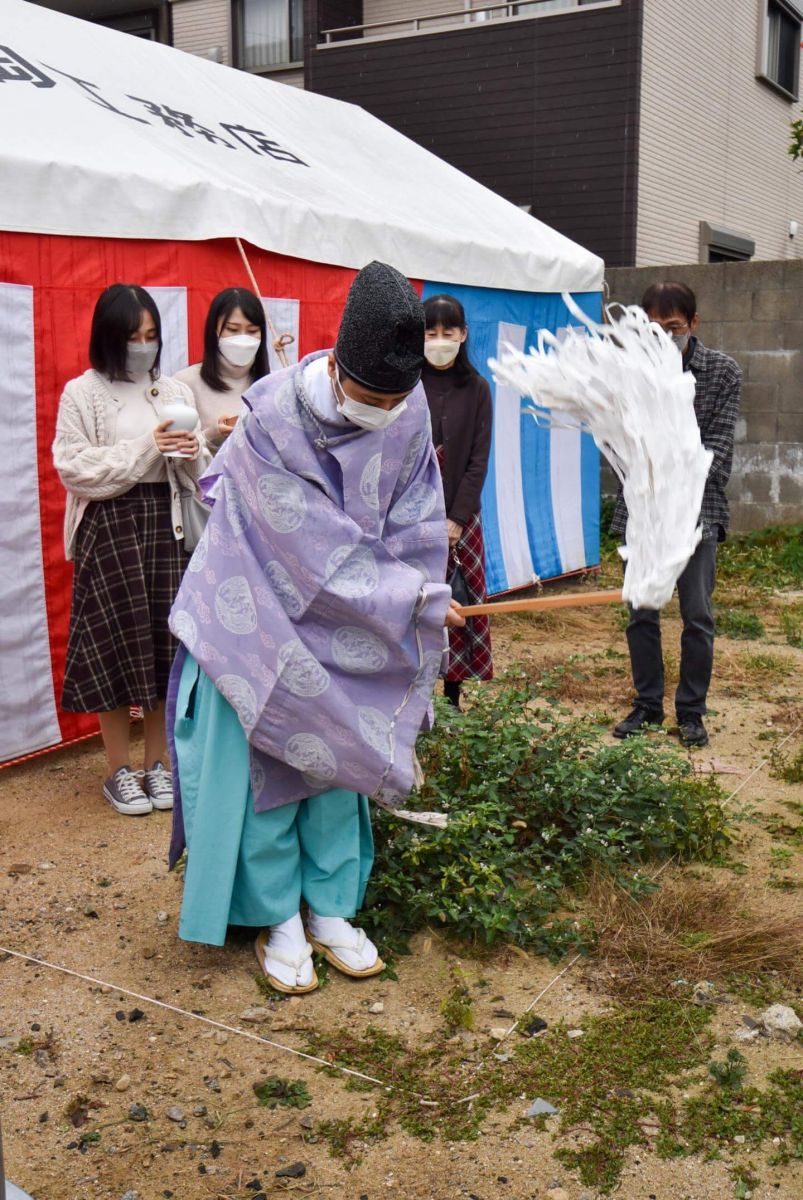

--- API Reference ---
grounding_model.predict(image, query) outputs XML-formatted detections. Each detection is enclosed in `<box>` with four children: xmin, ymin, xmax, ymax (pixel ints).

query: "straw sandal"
<box><xmin>305</xmin><ymin>925</ymin><xmax>385</xmax><ymax>979</ymax></box>
<box><xmin>254</xmin><ymin>929</ymin><xmax>319</xmax><ymax>995</ymax></box>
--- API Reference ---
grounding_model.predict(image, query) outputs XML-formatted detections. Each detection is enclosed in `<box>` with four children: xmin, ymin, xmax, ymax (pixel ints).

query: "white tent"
<box><xmin>2</xmin><ymin>0</ymin><xmax>602</xmax><ymax>293</ymax></box>
<box><xmin>0</xmin><ymin>0</ymin><xmax>604</xmax><ymax>765</ymax></box>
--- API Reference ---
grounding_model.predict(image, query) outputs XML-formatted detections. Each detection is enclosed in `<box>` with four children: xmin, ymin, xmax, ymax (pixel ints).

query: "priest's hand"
<box><xmin>446</xmin><ymin>519</ymin><xmax>464</xmax><ymax>548</ymax></box>
<box><xmin>445</xmin><ymin>599</ymin><xmax>466</xmax><ymax>628</ymax></box>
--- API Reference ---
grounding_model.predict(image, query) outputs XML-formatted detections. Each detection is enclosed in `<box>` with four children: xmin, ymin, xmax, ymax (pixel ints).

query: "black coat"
<box><xmin>422</xmin><ymin>365</ymin><xmax>493</xmax><ymax>528</ymax></box>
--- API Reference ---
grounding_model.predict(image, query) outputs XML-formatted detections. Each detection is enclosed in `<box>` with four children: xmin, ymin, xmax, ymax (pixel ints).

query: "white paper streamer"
<box><xmin>489</xmin><ymin>296</ymin><xmax>712</xmax><ymax>611</ymax></box>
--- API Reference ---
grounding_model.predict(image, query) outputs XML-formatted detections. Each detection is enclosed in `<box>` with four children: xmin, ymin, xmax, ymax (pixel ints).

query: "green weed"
<box><xmin>716</xmin><ymin>609</ymin><xmax>765</xmax><ymax>641</ymax></box>
<box><xmin>364</xmin><ymin>679</ymin><xmax>729</xmax><ymax>959</ymax></box>
<box><xmin>252</xmin><ymin>1076</ymin><xmax>311</xmax><ymax>1109</ymax></box>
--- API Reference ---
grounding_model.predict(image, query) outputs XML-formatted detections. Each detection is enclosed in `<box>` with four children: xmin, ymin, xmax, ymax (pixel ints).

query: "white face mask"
<box><xmin>334</xmin><ymin>366</ymin><xmax>407</xmax><ymax>431</ymax></box>
<box><xmin>219</xmin><ymin>333</ymin><xmax>261</xmax><ymax>368</ymax></box>
<box><xmin>425</xmin><ymin>338</ymin><xmax>461</xmax><ymax>368</ymax></box>
<box><xmin>126</xmin><ymin>341</ymin><xmax>158</xmax><ymax>376</ymax></box>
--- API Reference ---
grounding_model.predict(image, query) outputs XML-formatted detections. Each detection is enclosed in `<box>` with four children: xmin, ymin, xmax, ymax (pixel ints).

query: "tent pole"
<box><xmin>234</xmin><ymin>237</ymin><xmax>293</xmax><ymax>368</ymax></box>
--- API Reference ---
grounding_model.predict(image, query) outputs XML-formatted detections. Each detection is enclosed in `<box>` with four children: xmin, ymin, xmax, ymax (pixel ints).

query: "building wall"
<box><xmin>307</xmin><ymin>0</ymin><xmax>642</xmax><ymax>266</ymax></box>
<box><xmin>637</xmin><ymin>0</ymin><xmax>803</xmax><ymax>266</ymax></box>
<box><xmin>605</xmin><ymin>260</ymin><xmax>803</xmax><ymax>532</ymax></box>
<box><xmin>170</xmin><ymin>0</ymin><xmax>232</xmax><ymax>64</ymax></box>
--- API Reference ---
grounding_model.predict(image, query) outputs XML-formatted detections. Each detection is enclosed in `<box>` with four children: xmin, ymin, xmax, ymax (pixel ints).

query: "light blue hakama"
<box><xmin>174</xmin><ymin>654</ymin><xmax>374</xmax><ymax>946</ymax></box>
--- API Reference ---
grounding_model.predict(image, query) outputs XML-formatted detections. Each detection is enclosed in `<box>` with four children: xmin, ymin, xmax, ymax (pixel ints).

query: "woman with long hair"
<box><xmin>175</xmin><ymin>287</ymin><xmax>269</xmax><ymax>449</ymax></box>
<box><xmin>422</xmin><ymin>294</ymin><xmax>493</xmax><ymax>709</ymax></box>
<box><xmin>52</xmin><ymin>284</ymin><xmax>207</xmax><ymax>815</ymax></box>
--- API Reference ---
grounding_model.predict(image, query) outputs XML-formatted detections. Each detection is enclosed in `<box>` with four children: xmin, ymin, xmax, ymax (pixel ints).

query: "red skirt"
<box><xmin>446</xmin><ymin>512</ymin><xmax>493</xmax><ymax>683</ymax></box>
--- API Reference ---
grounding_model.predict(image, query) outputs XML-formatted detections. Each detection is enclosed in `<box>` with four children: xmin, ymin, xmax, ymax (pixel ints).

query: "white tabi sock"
<box><xmin>306</xmin><ymin>911</ymin><xmax>379</xmax><ymax>973</ymax></box>
<box><xmin>261</xmin><ymin>912</ymin><xmax>314</xmax><ymax>989</ymax></box>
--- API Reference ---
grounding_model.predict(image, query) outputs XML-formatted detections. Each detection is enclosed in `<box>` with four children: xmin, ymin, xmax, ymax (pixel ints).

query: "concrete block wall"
<box><xmin>604</xmin><ymin>260</ymin><xmax>803</xmax><ymax>533</ymax></box>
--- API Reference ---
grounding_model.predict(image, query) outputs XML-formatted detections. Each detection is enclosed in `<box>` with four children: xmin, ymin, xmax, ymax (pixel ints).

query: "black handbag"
<box><xmin>448</xmin><ymin>550</ymin><xmax>471</xmax><ymax>606</ymax></box>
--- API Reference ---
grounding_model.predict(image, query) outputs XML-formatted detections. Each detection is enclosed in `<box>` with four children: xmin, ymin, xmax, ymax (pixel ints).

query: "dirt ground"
<box><xmin>1</xmin><ymin>592</ymin><xmax>801</xmax><ymax>1200</ymax></box>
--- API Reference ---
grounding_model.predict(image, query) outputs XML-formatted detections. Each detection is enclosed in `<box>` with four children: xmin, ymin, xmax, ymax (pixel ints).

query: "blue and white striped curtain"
<box><xmin>421</xmin><ymin>283</ymin><xmax>602</xmax><ymax>596</ymax></box>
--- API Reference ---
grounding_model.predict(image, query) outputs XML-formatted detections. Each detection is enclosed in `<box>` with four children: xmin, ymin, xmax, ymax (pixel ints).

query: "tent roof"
<box><xmin>2</xmin><ymin>0</ymin><xmax>603</xmax><ymax>293</ymax></box>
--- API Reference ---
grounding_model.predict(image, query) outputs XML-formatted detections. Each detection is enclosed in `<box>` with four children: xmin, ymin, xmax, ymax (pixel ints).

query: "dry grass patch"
<box><xmin>587</xmin><ymin>873</ymin><xmax>803</xmax><ymax>1001</ymax></box>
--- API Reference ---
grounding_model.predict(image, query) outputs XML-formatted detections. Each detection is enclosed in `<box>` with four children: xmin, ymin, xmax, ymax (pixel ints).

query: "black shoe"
<box><xmin>612</xmin><ymin>705</ymin><xmax>664</xmax><ymax>739</ymax></box>
<box><xmin>678</xmin><ymin>715</ymin><xmax>709</xmax><ymax>747</ymax></box>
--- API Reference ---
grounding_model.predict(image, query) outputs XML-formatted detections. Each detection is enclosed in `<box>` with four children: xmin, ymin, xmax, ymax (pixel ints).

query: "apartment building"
<box><xmin>34</xmin><ymin>1</ymin><xmax>803</xmax><ymax>268</ymax></box>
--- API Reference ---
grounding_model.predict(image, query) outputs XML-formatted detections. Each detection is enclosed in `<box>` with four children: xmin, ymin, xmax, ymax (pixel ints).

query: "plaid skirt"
<box><xmin>446</xmin><ymin>511</ymin><xmax>493</xmax><ymax>683</ymax></box>
<box><xmin>62</xmin><ymin>483</ymin><xmax>185</xmax><ymax>713</ymax></box>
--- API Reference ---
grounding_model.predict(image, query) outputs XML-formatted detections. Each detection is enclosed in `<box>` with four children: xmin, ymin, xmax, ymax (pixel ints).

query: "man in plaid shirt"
<box><xmin>611</xmin><ymin>281</ymin><xmax>741</xmax><ymax>748</ymax></box>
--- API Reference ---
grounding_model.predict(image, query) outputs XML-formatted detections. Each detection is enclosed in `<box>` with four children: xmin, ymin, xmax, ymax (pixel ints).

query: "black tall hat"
<box><xmin>334</xmin><ymin>261</ymin><xmax>425</xmax><ymax>394</ymax></box>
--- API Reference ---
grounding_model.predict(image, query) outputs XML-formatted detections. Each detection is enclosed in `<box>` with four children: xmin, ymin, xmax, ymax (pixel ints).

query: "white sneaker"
<box><xmin>103</xmin><ymin>766</ymin><xmax>152</xmax><ymax>816</ymax></box>
<box><xmin>142</xmin><ymin>761</ymin><xmax>174</xmax><ymax>810</ymax></box>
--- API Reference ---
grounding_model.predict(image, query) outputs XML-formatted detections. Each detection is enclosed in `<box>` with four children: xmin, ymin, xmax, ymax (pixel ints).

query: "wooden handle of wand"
<box><xmin>458</xmin><ymin>589</ymin><xmax>623</xmax><ymax>617</ymax></box>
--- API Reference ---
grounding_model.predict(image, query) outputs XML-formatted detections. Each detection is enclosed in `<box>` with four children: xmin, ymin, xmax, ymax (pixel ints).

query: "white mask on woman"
<box><xmin>334</xmin><ymin>366</ymin><xmax>407</xmax><ymax>431</ymax></box>
<box><xmin>219</xmin><ymin>333</ymin><xmax>261</xmax><ymax>368</ymax></box>
<box><xmin>125</xmin><ymin>341</ymin><xmax>158</xmax><ymax>376</ymax></box>
<box><xmin>425</xmin><ymin>338</ymin><xmax>461</xmax><ymax>368</ymax></box>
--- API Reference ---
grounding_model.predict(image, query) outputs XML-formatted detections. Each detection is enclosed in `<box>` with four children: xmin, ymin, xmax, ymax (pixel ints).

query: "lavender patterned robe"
<box><xmin>169</xmin><ymin>351</ymin><xmax>450</xmax><ymax>822</ymax></box>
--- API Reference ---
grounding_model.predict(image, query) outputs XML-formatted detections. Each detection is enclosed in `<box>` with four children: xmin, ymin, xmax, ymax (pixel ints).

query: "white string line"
<box><xmin>0</xmin><ymin>947</ymin><xmax>391</xmax><ymax>1094</ymax></box>
<box><xmin>1</xmin><ymin>723</ymin><xmax>798</xmax><ymax>1111</ymax></box>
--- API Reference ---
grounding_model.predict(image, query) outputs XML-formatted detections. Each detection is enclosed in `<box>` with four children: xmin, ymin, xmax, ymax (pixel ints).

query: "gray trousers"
<box><xmin>625</xmin><ymin>537</ymin><xmax>718</xmax><ymax>720</ymax></box>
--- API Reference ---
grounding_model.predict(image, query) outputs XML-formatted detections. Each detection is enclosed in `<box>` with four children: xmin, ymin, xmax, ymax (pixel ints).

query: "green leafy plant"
<box><xmin>364</xmin><ymin>678</ymin><xmax>729</xmax><ymax>957</ymax></box>
<box><xmin>770</xmin><ymin>744</ymin><xmax>803</xmax><ymax>785</ymax></box>
<box><xmin>779</xmin><ymin>604</ymin><xmax>803</xmax><ymax>648</ymax></box>
<box><xmin>252</xmin><ymin>1076</ymin><xmax>311</xmax><ymax>1109</ymax></box>
<box><xmin>717</xmin><ymin>524</ymin><xmax>803</xmax><ymax>590</ymax></box>
<box><xmin>716</xmin><ymin>608</ymin><xmax>765</xmax><ymax>641</ymax></box>
<box><xmin>708</xmin><ymin>1048</ymin><xmax>748</xmax><ymax>1091</ymax></box>
<box><xmin>440</xmin><ymin>967</ymin><xmax>475</xmax><ymax>1032</ymax></box>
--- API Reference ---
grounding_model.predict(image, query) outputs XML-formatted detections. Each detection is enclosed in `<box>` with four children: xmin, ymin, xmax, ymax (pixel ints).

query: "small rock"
<box><xmin>0</xmin><ymin>1036</ymin><xmax>17</xmax><ymax>1050</ymax></box>
<box><xmin>31</xmin><ymin>1023</ymin><xmax>41</xmax><ymax>1032</ymax></box>
<box><xmin>368</xmin><ymin>1002</ymin><xmax>384</xmax><ymax>1015</ymax></box>
<box><xmin>204</xmin><ymin>1076</ymin><xmax>221</xmax><ymax>1092</ymax></box>
<box><xmin>760</xmin><ymin>1004</ymin><xmax>802</xmax><ymax>1042</ymax></box>
<box><xmin>489</xmin><ymin>1026</ymin><xmax>509</xmax><ymax>1040</ymax></box>
<box><xmin>734</xmin><ymin>1134</ymin><xmax>746</xmax><ymax>1143</ymax></box>
<box><xmin>240</xmin><ymin>1007</ymin><xmax>271</xmax><ymax>1024</ymax></box>
<box><xmin>91</xmin><ymin>1070</ymin><xmax>112</xmax><ymax>1084</ymax></box>
<box><xmin>115</xmin><ymin>1011</ymin><xmax>126</xmax><ymax>1022</ymax></box>
<box><xmin>115</xmin><ymin>1075</ymin><xmax>131</xmax><ymax>1092</ymax></box>
<box><xmin>193</xmin><ymin>1105</ymin><xmax>207</xmax><ymax>1117</ymax></box>
<box><xmin>35</xmin><ymin>1049</ymin><xmax>51</xmax><ymax>1067</ymax></box>
<box><xmin>38</xmin><ymin>1111</ymin><xmax>49</xmax><ymax>1123</ymax></box>
<box><xmin>566</xmin><ymin>1028</ymin><xmax>585</xmax><ymax>1039</ymax></box>
<box><xmin>83</xmin><ymin>907</ymin><xmax>99</xmax><ymax>919</ymax></box>
<box><xmin>692</xmin><ymin>980</ymin><xmax>718</xmax><ymax>1006</ymax></box>
<box><xmin>527</xmin><ymin>1097</ymin><xmax>558</xmax><ymax>1117</ymax></box>
<box><xmin>166</xmin><ymin>1106</ymin><xmax>185</xmax><ymax>1123</ymax></box>
<box><xmin>214</xmin><ymin>1031</ymin><xmax>228</xmax><ymax>1045</ymax></box>
<box><xmin>275</xmin><ymin>1162</ymin><xmax>306</xmax><ymax>1179</ymax></box>
<box><xmin>734</xmin><ymin>1027</ymin><xmax>759</xmax><ymax>1042</ymax></box>
<box><xmin>245</xmin><ymin>1180</ymin><xmax>263</xmax><ymax>1192</ymax></box>
<box><xmin>209</xmin><ymin>1139</ymin><xmax>222</xmax><ymax>1158</ymax></box>
<box><xmin>128</xmin><ymin>1008</ymin><xmax>145</xmax><ymax>1023</ymax></box>
<box><xmin>547</xmin><ymin>1190</ymin><xmax>570</xmax><ymax>1200</ymax></box>
<box><xmin>157</xmin><ymin>911</ymin><xmax>169</xmax><ymax>924</ymax></box>
<box><xmin>128</xmin><ymin>1104</ymin><xmax>148</xmax><ymax>1122</ymax></box>
<box><xmin>522</xmin><ymin>1016</ymin><xmax>548</xmax><ymax>1037</ymax></box>
<box><xmin>299</xmin><ymin>1114</ymin><xmax>314</xmax><ymax>1130</ymax></box>
<box><xmin>120</xmin><ymin>1192</ymin><xmax>137</xmax><ymax>1200</ymax></box>
<box><xmin>142</xmin><ymin>947</ymin><xmax>157</xmax><ymax>960</ymax></box>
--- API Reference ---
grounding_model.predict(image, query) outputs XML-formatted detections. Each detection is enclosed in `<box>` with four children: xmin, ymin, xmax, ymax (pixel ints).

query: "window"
<box><xmin>234</xmin><ymin>0</ymin><xmax>304</xmax><ymax>70</ymax></box>
<box><xmin>699</xmin><ymin>222</ymin><xmax>755</xmax><ymax>264</ymax></box>
<box><xmin>760</xmin><ymin>0</ymin><xmax>801</xmax><ymax>99</ymax></box>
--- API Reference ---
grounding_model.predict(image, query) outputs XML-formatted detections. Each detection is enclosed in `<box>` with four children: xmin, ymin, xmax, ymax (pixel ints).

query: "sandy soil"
<box><xmin>1</xmin><ymin>594</ymin><xmax>801</xmax><ymax>1200</ymax></box>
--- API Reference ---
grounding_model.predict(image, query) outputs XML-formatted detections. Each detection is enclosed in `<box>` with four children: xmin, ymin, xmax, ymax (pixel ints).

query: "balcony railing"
<box><xmin>319</xmin><ymin>0</ymin><xmax>616</xmax><ymax>45</ymax></box>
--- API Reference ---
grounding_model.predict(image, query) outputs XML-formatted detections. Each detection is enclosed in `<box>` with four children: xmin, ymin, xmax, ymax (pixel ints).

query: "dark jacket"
<box><xmin>422</xmin><ymin>365</ymin><xmax>493</xmax><ymax>527</ymax></box>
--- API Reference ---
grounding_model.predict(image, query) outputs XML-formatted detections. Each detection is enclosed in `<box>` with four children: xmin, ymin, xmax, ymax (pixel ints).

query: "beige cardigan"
<box><xmin>52</xmin><ymin>369</ymin><xmax>210</xmax><ymax>560</ymax></box>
